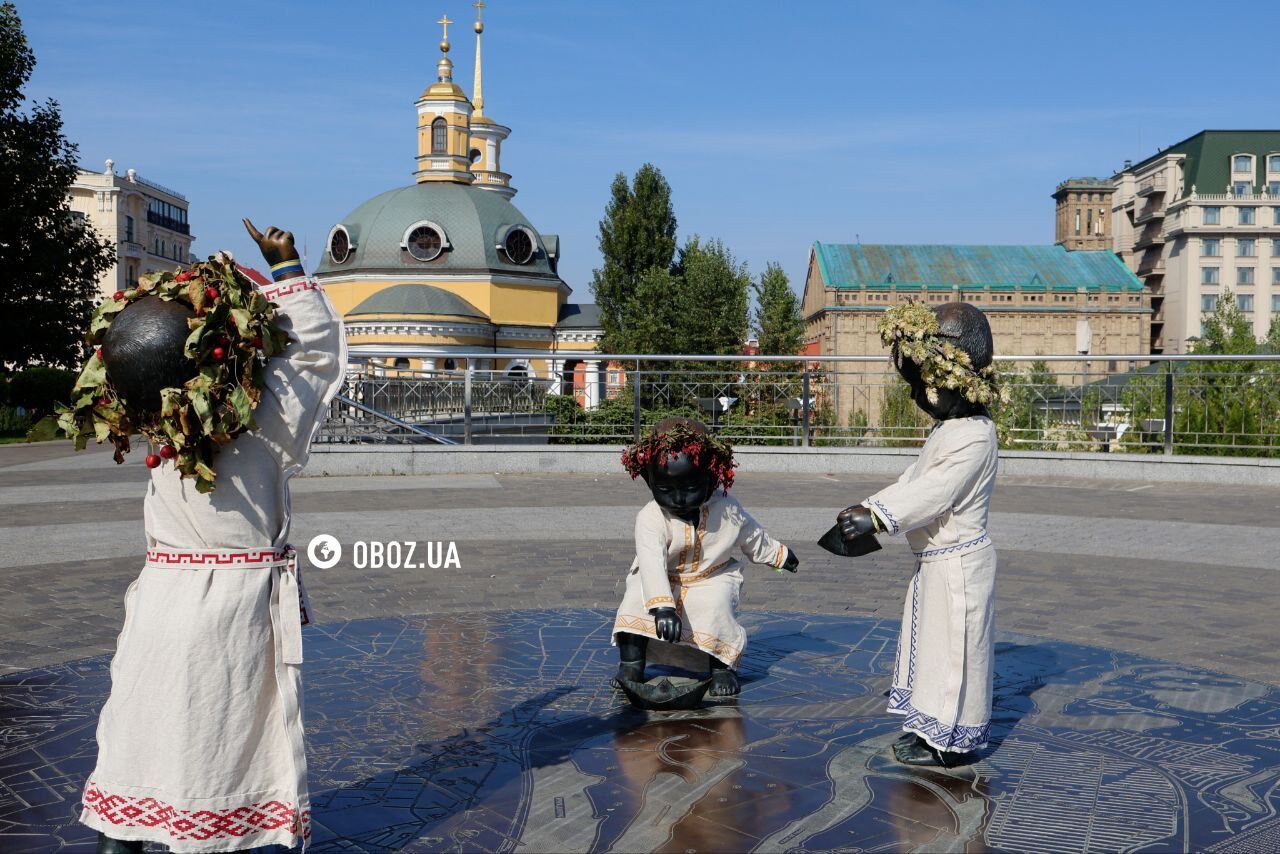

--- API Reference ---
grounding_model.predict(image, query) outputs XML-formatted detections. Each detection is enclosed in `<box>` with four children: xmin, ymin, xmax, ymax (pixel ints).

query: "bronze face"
<box><xmin>893</xmin><ymin>301</ymin><xmax>994</xmax><ymax>422</ymax></box>
<box><xmin>645</xmin><ymin>451</ymin><xmax>716</xmax><ymax>519</ymax></box>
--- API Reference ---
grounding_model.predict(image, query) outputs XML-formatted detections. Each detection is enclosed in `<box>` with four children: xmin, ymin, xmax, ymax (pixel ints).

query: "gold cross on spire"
<box><xmin>437</xmin><ymin>13</ymin><xmax>453</xmax><ymax>42</ymax></box>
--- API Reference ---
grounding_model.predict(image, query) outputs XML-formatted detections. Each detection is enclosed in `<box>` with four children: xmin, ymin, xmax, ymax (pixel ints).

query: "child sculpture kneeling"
<box><xmin>612</xmin><ymin>418</ymin><xmax>799</xmax><ymax>699</ymax></box>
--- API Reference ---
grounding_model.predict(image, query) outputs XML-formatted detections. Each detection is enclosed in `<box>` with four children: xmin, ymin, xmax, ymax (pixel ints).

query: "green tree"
<box><xmin>1195</xmin><ymin>287</ymin><xmax>1256</xmax><ymax>355</ymax></box>
<box><xmin>0</xmin><ymin>2</ymin><xmax>114</xmax><ymax>371</ymax></box>
<box><xmin>625</xmin><ymin>266</ymin><xmax>684</xmax><ymax>356</ymax></box>
<box><xmin>589</xmin><ymin>164</ymin><xmax>677</xmax><ymax>353</ymax></box>
<box><xmin>671</xmin><ymin>236</ymin><xmax>750</xmax><ymax>356</ymax></box>
<box><xmin>1179</xmin><ymin>288</ymin><xmax>1269</xmax><ymax>454</ymax></box>
<box><xmin>993</xmin><ymin>359</ymin><xmax>1063</xmax><ymax>449</ymax></box>
<box><xmin>753</xmin><ymin>262</ymin><xmax>804</xmax><ymax>357</ymax></box>
<box><xmin>878</xmin><ymin>378</ymin><xmax>928</xmax><ymax>447</ymax></box>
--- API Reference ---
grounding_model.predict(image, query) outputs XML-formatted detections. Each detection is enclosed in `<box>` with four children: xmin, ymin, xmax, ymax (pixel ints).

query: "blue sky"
<box><xmin>16</xmin><ymin>0</ymin><xmax>1280</xmax><ymax>300</ymax></box>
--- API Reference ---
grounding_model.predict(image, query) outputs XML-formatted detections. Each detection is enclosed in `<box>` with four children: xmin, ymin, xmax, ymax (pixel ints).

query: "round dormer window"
<box><xmin>401</xmin><ymin>220</ymin><xmax>450</xmax><ymax>262</ymax></box>
<box><xmin>503</xmin><ymin>226</ymin><xmax>535</xmax><ymax>265</ymax></box>
<box><xmin>408</xmin><ymin>226</ymin><xmax>443</xmax><ymax>261</ymax></box>
<box><xmin>329</xmin><ymin>225</ymin><xmax>352</xmax><ymax>264</ymax></box>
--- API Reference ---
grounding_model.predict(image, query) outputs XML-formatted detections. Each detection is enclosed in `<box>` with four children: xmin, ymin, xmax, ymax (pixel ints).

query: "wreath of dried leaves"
<box><xmin>878</xmin><ymin>301</ymin><xmax>1004</xmax><ymax>406</ymax></box>
<box><xmin>28</xmin><ymin>252</ymin><xmax>291</xmax><ymax>493</ymax></box>
<box><xmin>621</xmin><ymin>423</ymin><xmax>737</xmax><ymax>494</ymax></box>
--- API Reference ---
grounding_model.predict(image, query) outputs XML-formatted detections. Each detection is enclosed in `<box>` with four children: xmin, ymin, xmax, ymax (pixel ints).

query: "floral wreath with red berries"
<box><xmin>30</xmin><ymin>252</ymin><xmax>290</xmax><ymax>493</ymax></box>
<box><xmin>621</xmin><ymin>422</ymin><xmax>737</xmax><ymax>494</ymax></box>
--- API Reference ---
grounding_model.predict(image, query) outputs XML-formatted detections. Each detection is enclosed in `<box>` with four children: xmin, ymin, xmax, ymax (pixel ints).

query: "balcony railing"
<box><xmin>1133</xmin><ymin>227</ymin><xmax>1165</xmax><ymax>250</ymax></box>
<box><xmin>134</xmin><ymin>175</ymin><xmax>187</xmax><ymax>201</ymax></box>
<box><xmin>1134</xmin><ymin>204</ymin><xmax>1165</xmax><ymax>225</ymax></box>
<box><xmin>146</xmin><ymin>210</ymin><xmax>190</xmax><ymax>235</ymax></box>
<box><xmin>315</xmin><ymin>353</ymin><xmax>1280</xmax><ymax>457</ymax></box>
<box><xmin>1191</xmin><ymin>191</ymin><xmax>1272</xmax><ymax>202</ymax></box>
<box><xmin>1137</xmin><ymin>176</ymin><xmax>1166</xmax><ymax>196</ymax></box>
<box><xmin>1137</xmin><ymin>257</ymin><xmax>1166</xmax><ymax>276</ymax></box>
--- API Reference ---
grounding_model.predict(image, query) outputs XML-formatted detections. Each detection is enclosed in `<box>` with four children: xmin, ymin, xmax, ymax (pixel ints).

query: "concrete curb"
<box><xmin>306</xmin><ymin>444</ymin><xmax>1280</xmax><ymax>485</ymax></box>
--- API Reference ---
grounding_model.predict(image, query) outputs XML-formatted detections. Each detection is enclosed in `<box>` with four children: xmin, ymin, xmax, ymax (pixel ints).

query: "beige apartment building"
<box><xmin>1053</xmin><ymin>178</ymin><xmax>1115</xmax><ymax>250</ymax></box>
<box><xmin>69</xmin><ymin>159</ymin><xmax>193</xmax><ymax>299</ymax></box>
<box><xmin>802</xmin><ymin>243</ymin><xmax>1149</xmax><ymax>424</ymax></box>
<box><xmin>1109</xmin><ymin>130</ymin><xmax>1280</xmax><ymax>353</ymax></box>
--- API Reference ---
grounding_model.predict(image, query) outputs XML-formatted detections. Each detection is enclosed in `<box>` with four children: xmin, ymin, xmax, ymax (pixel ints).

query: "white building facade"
<box><xmin>1110</xmin><ymin>131</ymin><xmax>1280</xmax><ymax>354</ymax></box>
<box><xmin>69</xmin><ymin>159</ymin><xmax>193</xmax><ymax>300</ymax></box>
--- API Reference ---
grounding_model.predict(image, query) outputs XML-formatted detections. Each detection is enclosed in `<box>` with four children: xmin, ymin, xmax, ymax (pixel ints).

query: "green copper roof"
<box><xmin>347</xmin><ymin>284</ymin><xmax>486</xmax><ymax>320</ymax></box>
<box><xmin>812</xmin><ymin>243</ymin><xmax>1143</xmax><ymax>292</ymax></box>
<box><xmin>315</xmin><ymin>182</ymin><xmax>562</xmax><ymax>283</ymax></box>
<box><xmin>1128</xmin><ymin>130</ymin><xmax>1280</xmax><ymax>199</ymax></box>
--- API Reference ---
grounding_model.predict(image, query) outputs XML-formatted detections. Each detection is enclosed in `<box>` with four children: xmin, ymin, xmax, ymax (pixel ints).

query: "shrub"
<box><xmin>8</xmin><ymin>366</ymin><xmax>76</xmax><ymax>417</ymax></box>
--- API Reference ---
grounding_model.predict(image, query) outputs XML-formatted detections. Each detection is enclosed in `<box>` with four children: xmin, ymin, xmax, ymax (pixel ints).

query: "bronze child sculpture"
<box><xmin>835</xmin><ymin>301</ymin><xmax>1001</xmax><ymax>768</ymax></box>
<box><xmin>38</xmin><ymin>222</ymin><xmax>346</xmax><ymax>853</ymax></box>
<box><xmin>612</xmin><ymin>417</ymin><xmax>799</xmax><ymax>707</ymax></box>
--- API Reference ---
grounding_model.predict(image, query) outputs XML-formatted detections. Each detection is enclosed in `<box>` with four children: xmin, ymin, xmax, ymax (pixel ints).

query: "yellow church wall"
<box><xmin>488</xmin><ymin>283</ymin><xmax>560</xmax><ymax>326</ymax></box>
<box><xmin>322</xmin><ymin>278</ymin><xmax>495</xmax><ymax>319</ymax></box>
<box><xmin>323</xmin><ymin>277</ymin><xmax>568</xmax><ymax>326</ymax></box>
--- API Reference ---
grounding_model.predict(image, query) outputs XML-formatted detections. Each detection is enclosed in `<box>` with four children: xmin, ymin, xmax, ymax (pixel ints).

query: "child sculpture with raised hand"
<box><xmin>612</xmin><ymin>417</ymin><xmax>799</xmax><ymax>700</ymax></box>
<box><xmin>62</xmin><ymin>221</ymin><xmax>346</xmax><ymax>853</ymax></box>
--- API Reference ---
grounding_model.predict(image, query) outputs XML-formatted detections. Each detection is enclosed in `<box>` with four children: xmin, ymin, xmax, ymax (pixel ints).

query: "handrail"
<box><xmin>133</xmin><ymin>174</ymin><xmax>187</xmax><ymax>201</ymax></box>
<box><xmin>332</xmin><ymin>393</ymin><xmax>458</xmax><ymax>445</ymax></box>
<box><xmin>327</xmin><ymin>356</ymin><xmax>1280</xmax><ymax>456</ymax></box>
<box><xmin>347</xmin><ymin>352</ymin><xmax>1280</xmax><ymax>364</ymax></box>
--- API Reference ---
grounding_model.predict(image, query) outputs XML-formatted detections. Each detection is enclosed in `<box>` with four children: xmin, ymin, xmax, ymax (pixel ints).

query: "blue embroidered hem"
<box><xmin>913</xmin><ymin>533</ymin><xmax>990</xmax><ymax>559</ymax></box>
<box><xmin>868</xmin><ymin>499</ymin><xmax>900</xmax><ymax>534</ymax></box>
<box><xmin>887</xmin><ymin>686</ymin><xmax>990</xmax><ymax>752</ymax></box>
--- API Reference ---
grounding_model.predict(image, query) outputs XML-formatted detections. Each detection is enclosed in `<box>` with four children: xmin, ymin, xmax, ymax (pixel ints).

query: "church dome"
<box><xmin>315</xmin><ymin>182</ymin><xmax>559</xmax><ymax>281</ymax></box>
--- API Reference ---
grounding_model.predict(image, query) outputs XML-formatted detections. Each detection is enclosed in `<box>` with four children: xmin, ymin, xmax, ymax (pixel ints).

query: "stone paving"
<box><xmin>1</xmin><ymin>441</ymin><xmax>1279</xmax><ymax>852</ymax></box>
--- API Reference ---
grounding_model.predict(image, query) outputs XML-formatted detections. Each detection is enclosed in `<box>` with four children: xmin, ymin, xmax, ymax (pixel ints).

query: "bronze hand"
<box><xmin>243</xmin><ymin>218</ymin><xmax>301</xmax><ymax>268</ymax></box>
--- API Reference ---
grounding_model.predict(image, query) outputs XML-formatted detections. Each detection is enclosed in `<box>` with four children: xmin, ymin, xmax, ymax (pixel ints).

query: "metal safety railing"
<box><xmin>313</xmin><ymin>353</ymin><xmax>1280</xmax><ymax>456</ymax></box>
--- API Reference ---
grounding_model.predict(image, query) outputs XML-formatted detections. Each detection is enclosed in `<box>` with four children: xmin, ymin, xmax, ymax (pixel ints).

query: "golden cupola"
<box><xmin>415</xmin><ymin>14</ymin><xmax>475</xmax><ymax>185</ymax></box>
<box><xmin>466</xmin><ymin>0</ymin><xmax>515</xmax><ymax>199</ymax></box>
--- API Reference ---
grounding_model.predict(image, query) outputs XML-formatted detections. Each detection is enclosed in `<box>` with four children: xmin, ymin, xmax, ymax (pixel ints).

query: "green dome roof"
<box><xmin>347</xmin><ymin>284</ymin><xmax>486</xmax><ymax>320</ymax></box>
<box><xmin>315</xmin><ymin>182</ymin><xmax>561</xmax><ymax>281</ymax></box>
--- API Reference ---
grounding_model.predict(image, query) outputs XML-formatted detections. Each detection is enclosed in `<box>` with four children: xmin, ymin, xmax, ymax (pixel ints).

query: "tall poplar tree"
<box><xmin>671</xmin><ymin>236</ymin><xmax>750</xmax><ymax>356</ymax></box>
<box><xmin>753</xmin><ymin>262</ymin><xmax>804</xmax><ymax>356</ymax></box>
<box><xmin>0</xmin><ymin>2</ymin><xmax>114</xmax><ymax>370</ymax></box>
<box><xmin>589</xmin><ymin>163</ymin><xmax>677</xmax><ymax>353</ymax></box>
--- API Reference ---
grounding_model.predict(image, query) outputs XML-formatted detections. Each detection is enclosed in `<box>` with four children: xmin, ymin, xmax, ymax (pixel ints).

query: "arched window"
<box><xmin>431</xmin><ymin>118</ymin><xmax>447</xmax><ymax>154</ymax></box>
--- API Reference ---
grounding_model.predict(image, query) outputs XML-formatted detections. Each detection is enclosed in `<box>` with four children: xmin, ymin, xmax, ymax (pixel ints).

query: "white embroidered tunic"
<box><xmin>79</xmin><ymin>276</ymin><xmax>346</xmax><ymax>852</ymax></box>
<box><xmin>613</xmin><ymin>492</ymin><xmax>790</xmax><ymax>669</ymax></box>
<box><xmin>865</xmin><ymin>415</ymin><xmax>999</xmax><ymax>752</ymax></box>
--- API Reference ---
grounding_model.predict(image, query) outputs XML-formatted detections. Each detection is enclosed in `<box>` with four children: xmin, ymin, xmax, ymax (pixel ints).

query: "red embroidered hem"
<box><xmin>261</xmin><ymin>277</ymin><xmax>320</xmax><ymax>302</ymax></box>
<box><xmin>82</xmin><ymin>780</ymin><xmax>310</xmax><ymax>846</ymax></box>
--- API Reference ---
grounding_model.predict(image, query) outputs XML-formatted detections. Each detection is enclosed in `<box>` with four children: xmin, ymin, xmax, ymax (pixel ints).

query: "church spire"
<box><xmin>472</xmin><ymin>0</ymin><xmax>485</xmax><ymax>118</ymax></box>
<box><xmin>436</xmin><ymin>14</ymin><xmax>454</xmax><ymax>82</ymax></box>
<box><xmin>414</xmin><ymin>11</ymin><xmax>474</xmax><ymax>184</ymax></box>
<box><xmin>466</xmin><ymin>0</ymin><xmax>514</xmax><ymax>197</ymax></box>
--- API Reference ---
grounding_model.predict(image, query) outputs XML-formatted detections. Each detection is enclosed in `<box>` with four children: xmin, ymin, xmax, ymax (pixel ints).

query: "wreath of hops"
<box><xmin>878</xmin><ymin>301</ymin><xmax>1004</xmax><ymax>406</ymax></box>
<box><xmin>29</xmin><ymin>251</ymin><xmax>291</xmax><ymax>493</ymax></box>
<box><xmin>621</xmin><ymin>423</ymin><xmax>737</xmax><ymax>494</ymax></box>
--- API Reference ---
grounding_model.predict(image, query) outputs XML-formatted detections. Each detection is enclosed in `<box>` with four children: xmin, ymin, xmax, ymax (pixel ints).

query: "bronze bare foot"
<box><xmin>892</xmin><ymin>733</ymin><xmax>974</xmax><ymax>768</ymax></box>
<box><xmin>612</xmin><ymin>659</ymin><xmax>644</xmax><ymax>690</ymax></box>
<box><xmin>709</xmin><ymin>667</ymin><xmax>740</xmax><ymax>697</ymax></box>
